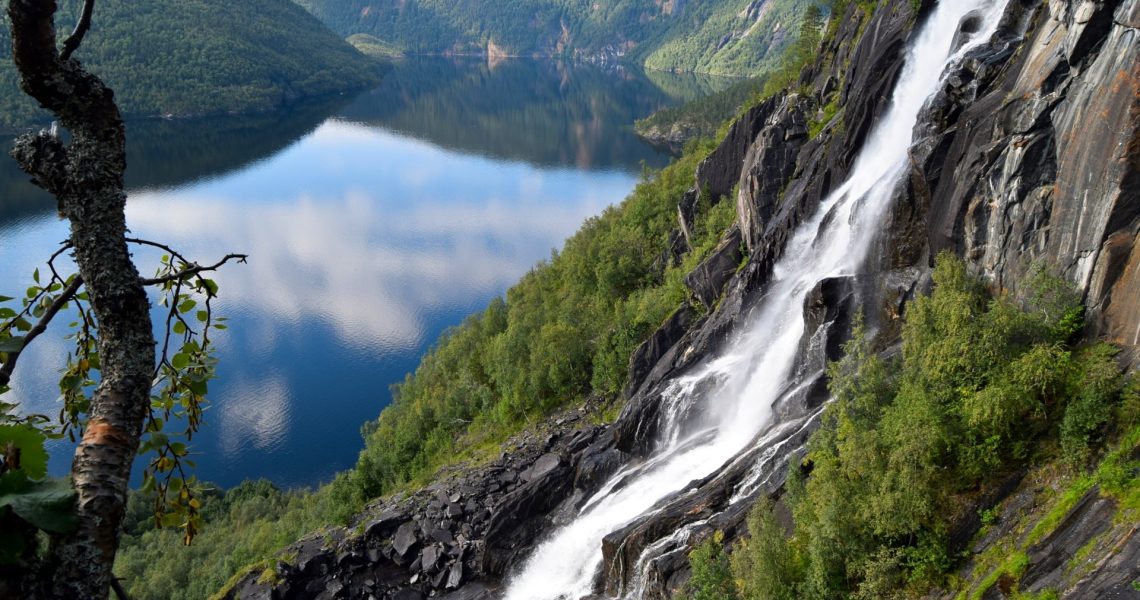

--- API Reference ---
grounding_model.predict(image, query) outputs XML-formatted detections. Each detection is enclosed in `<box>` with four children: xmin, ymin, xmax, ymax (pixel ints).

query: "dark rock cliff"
<box><xmin>227</xmin><ymin>0</ymin><xmax>1139</xmax><ymax>598</ymax></box>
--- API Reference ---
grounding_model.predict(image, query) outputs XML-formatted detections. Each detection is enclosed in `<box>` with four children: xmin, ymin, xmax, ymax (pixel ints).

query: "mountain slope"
<box><xmin>294</xmin><ymin>0</ymin><xmax>825</xmax><ymax>76</ymax></box>
<box><xmin>0</xmin><ymin>0</ymin><xmax>381</xmax><ymax>130</ymax></box>
<box><xmin>222</xmin><ymin>0</ymin><xmax>1139</xmax><ymax>597</ymax></box>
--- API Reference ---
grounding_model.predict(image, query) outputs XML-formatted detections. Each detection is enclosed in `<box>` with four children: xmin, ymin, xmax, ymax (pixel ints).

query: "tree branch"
<box><xmin>10</xmin><ymin>132</ymin><xmax>69</xmax><ymax>197</ymax></box>
<box><xmin>59</xmin><ymin>0</ymin><xmax>95</xmax><ymax>61</ymax></box>
<box><xmin>9</xmin><ymin>0</ymin><xmax>124</xmax><ymax>139</ymax></box>
<box><xmin>109</xmin><ymin>577</ymin><xmax>130</xmax><ymax>600</ymax></box>
<box><xmin>0</xmin><ymin>275</ymin><xmax>83</xmax><ymax>388</ymax></box>
<box><xmin>139</xmin><ymin>254</ymin><xmax>248</xmax><ymax>287</ymax></box>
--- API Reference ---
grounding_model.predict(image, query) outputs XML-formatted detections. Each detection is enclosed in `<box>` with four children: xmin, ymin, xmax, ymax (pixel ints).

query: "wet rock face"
<box><xmin>624</xmin><ymin>305</ymin><xmax>696</xmax><ymax>400</ymax></box>
<box><xmin>614</xmin><ymin>0</ymin><xmax>922</xmax><ymax>461</ymax></box>
<box><xmin>683</xmin><ymin>225</ymin><xmax>744</xmax><ymax>311</ymax></box>
<box><xmin>736</xmin><ymin>95</ymin><xmax>810</xmax><ymax>253</ymax></box>
<box><xmin>612</xmin><ymin>0</ymin><xmax>1140</xmax><ymax>594</ymax></box>
<box><xmin>695</xmin><ymin>94</ymin><xmax>785</xmax><ymax>202</ymax></box>
<box><xmin>916</xmin><ymin>0</ymin><xmax>1140</xmax><ymax>364</ymax></box>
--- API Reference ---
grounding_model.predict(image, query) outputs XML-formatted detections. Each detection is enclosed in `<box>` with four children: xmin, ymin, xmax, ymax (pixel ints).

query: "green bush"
<box><xmin>1060</xmin><ymin>344</ymin><xmax>1123</xmax><ymax>465</ymax></box>
<box><xmin>731</xmin><ymin>499</ymin><xmax>800</xmax><ymax>600</ymax></box>
<box><xmin>687</xmin><ymin>532</ymin><xmax>739</xmax><ymax>600</ymax></box>
<box><xmin>715</xmin><ymin>253</ymin><xmax>1131</xmax><ymax>599</ymax></box>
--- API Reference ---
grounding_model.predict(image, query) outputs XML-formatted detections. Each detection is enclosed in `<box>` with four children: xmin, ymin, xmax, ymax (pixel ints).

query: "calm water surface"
<box><xmin>0</xmin><ymin>59</ymin><xmax>722</xmax><ymax>488</ymax></box>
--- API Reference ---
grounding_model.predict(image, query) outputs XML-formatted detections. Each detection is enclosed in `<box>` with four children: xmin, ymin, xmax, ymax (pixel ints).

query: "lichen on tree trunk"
<box><xmin>7</xmin><ymin>0</ymin><xmax>155</xmax><ymax>597</ymax></box>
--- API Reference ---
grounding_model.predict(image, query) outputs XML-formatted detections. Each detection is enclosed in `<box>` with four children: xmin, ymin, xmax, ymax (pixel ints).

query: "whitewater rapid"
<box><xmin>504</xmin><ymin>2</ymin><xmax>1011</xmax><ymax>598</ymax></box>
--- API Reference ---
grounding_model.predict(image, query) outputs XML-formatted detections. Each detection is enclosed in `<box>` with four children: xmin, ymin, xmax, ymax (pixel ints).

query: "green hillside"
<box><xmin>0</xmin><ymin>0</ymin><xmax>381</xmax><ymax>131</ymax></box>
<box><xmin>294</xmin><ymin>0</ymin><xmax>827</xmax><ymax>76</ymax></box>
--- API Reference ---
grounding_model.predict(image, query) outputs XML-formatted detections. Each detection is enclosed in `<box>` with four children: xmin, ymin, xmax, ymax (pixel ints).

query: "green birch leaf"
<box><xmin>0</xmin><ymin>338</ymin><xmax>25</xmax><ymax>353</ymax></box>
<box><xmin>0</xmin><ymin>424</ymin><xmax>48</xmax><ymax>480</ymax></box>
<box><xmin>0</xmin><ymin>477</ymin><xmax>77</xmax><ymax>534</ymax></box>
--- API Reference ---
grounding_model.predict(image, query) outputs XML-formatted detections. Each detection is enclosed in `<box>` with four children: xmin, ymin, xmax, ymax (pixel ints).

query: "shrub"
<box><xmin>687</xmin><ymin>532</ymin><xmax>739</xmax><ymax>600</ymax></box>
<box><xmin>719</xmin><ymin>253</ymin><xmax>1129</xmax><ymax>599</ymax></box>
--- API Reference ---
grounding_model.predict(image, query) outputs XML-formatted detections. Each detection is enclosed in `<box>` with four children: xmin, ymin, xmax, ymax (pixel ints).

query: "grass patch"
<box><xmin>969</xmin><ymin>552</ymin><xmax>1029</xmax><ymax>600</ymax></box>
<box><xmin>1025</xmin><ymin>476</ymin><xmax>1096</xmax><ymax>546</ymax></box>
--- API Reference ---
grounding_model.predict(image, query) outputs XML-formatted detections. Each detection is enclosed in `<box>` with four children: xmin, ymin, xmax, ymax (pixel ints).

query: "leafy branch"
<box><xmin>0</xmin><ymin>237</ymin><xmax>246</xmax><ymax>545</ymax></box>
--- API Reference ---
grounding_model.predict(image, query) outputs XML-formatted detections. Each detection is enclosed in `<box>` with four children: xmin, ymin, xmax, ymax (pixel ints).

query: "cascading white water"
<box><xmin>504</xmin><ymin>2</ymin><xmax>1009</xmax><ymax>598</ymax></box>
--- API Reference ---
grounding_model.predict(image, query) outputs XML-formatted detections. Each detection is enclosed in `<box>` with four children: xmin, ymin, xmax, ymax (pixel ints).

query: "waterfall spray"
<box><xmin>505</xmin><ymin>2</ymin><xmax>1011</xmax><ymax>598</ymax></box>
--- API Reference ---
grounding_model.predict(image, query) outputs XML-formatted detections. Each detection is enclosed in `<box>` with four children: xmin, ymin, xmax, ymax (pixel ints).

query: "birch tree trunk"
<box><xmin>7</xmin><ymin>0</ymin><xmax>155</xmax><ymax>597</ymax></box>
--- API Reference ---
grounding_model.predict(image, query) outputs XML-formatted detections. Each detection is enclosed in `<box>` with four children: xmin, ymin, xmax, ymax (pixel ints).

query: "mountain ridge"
<box><xmin>0</xmin><ymin>0</ymin><xmax>381</xmax><ymax>131</ymax></box>
<box><xmin>293</xmin><ymin>0</ymin><xmax>826</xmax><ymax>77</ymax></box>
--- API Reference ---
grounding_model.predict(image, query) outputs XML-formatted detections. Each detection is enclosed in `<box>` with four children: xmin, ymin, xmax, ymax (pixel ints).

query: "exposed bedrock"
<box><xmin>916</xmin><ymin>0</ymin><xmax>1140</xmax><ymax>364</ymax></box>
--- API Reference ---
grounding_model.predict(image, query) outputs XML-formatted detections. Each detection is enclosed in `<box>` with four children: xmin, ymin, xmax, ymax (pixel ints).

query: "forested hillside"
<box><xmin>0</xmin><ymin>0</ymin><xmax>380</xmax><ymax>130</ymax></box>
<box><xmin>294</xmin><ymin>0</ymin><xmax>826</xmax><ymax>76</ymax></box>
<box><xmin>220</xmin><ymin>0</ymin><xmax>1140</xmax><ymax>596</ymax></box>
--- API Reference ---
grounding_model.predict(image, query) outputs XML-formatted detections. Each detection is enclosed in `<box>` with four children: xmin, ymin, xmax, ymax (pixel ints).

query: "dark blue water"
<box><xmin>0</xmin><ymin>58</ymin><xmax>724</xmax><ymax>489</ymax></box>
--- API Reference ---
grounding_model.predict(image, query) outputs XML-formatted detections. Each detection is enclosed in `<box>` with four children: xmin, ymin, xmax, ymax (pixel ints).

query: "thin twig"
<box><xmin>60</xmin><ymin>0</ymin><xmax>97</xmax><ymax>61</ymax></box>
<box><xmin>0</xmin><ymin>276</ymin><xmax>83</xmax><ymax>387</ymax></box>
<box><xmin>140</xmin><ymin>254</ymin><xmax>248</xmax><ymax>287</ymax></box>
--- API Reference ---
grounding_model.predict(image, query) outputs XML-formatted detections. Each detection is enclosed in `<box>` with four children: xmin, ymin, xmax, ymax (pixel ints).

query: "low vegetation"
<box><xmin>685</xmin><ymin>254</ymin><xmax>1138</xmax><ymax>600</ymax></box>
<box><xmin>346</xmin><ymin>34</ymin><xmax>406</xmax><ymax>59</ymax></box>
<box><xmin>349</xmin><ymin>141</ymin><xmax>737</xmax><ymax>500</ymax></box>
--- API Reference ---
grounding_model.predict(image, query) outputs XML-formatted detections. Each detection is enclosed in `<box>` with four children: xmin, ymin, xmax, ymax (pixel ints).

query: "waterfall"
<box><xmin>504</xmin><ymin>2</ymin><xmax>1010</xmax><ymax>598</ymax></box>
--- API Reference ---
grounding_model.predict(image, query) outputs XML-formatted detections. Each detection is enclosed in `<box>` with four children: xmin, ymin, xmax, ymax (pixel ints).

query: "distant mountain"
<box><xmin>294</xmin><ymin>0</ymin><xmax>826</xmax><ymax>76</ymax></box>
<box><xmin>0</xmin><ymin>0</ymin><xmax>381</xmax><ymax>131</ymax></box>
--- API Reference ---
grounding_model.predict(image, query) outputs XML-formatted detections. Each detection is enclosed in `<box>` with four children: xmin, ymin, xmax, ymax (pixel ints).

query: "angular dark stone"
<box><xmin>683</xmin><ymin>225</ymin><xmax>744</xmax><ymax>310</ymax></box>
<box><xmin>446</xmin><ymin>561</ymin><xmax>464</xmax><ymax>589</ymax></box>
<box><xmin>365</xmin><ymin>510</ymin><xmax>408</xmax><ymax>538</ymax></box>
<box><xmin>430</xmin><ymin>528</ymin><xmax>455</xmax><ymax>545</ymax></box>
<box><xmin>520</xmin><ymin>453</ymin><xmax>561</xmax><ymax>482</ymax></box>
<box><xmin>421</xmin><ymin>545</ymin><xmax>442</xmax><ymax>573</ymax></box>
<box><xmin>392</xmin><ymin>522</ymin><xmax>419</xmax><ymax>558</ymax></box>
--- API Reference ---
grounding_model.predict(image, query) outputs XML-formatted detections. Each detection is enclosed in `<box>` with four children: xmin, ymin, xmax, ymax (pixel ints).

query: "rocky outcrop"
<box><xmin>930</xmin><ymin>474</ymin><xmax>1140</xmax><ymax>600</ymax></box>
<box><xmin>615</xmin><ymin>0</ymin><xmax>923</xmax><ymax>460</ymax></box>
<box><xmin>609</xmin><ymin>0</ymin><xmax>1140</xmax><ymax>594</ymax></box>
<box><xmin>912</xmin><ymin>0</ymin><xmax>1140</xmax><ymax>364</ymax></box>
<box><xmin>224</xmin><ymin>403</ymin><xmax>622</xmax><ymax>600</ymax></box>
<box><xmin>682</xmin><ymin>225</ymin><xmax>744</xmax><ymax>310</ymax></box>
<box><xmin>736</xmin><ymin>95</ymin><xmax>810</xmax><ymax>253</ymax></box>
<box><xmin>695</xmin><ymin>94</ymin><xmax>785</xmax><ymax>202</ymax></box>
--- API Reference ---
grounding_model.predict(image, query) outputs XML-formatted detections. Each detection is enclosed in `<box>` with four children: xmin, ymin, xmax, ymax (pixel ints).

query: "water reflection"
<box><xmin>0</xmin><ymin>95</ymin><xmax>349</xmax><ymax>221</ymax></box>
<box><xmin>0</xmin><ymin>59</ymin><xmax>702</xmax><ymax>488</ymax></box>
<box><xmin>338</xmin><ymin>58</ymin><xmax>680</xmax><ymax>171</ymax></box>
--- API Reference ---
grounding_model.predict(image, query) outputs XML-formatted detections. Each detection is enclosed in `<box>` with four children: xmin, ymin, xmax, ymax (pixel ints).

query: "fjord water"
<box><xmin>504</xmin><ymin>2</ymin><xmax>1011</xmax><ymax>598</ymax></box>
<box><xmin>0</xmin><ymin>58</ymin><xmax>705</xmax><ymax>488</ymax></box>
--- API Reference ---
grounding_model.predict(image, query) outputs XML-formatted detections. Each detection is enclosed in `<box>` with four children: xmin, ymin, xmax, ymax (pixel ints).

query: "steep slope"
<box><xmin>0</xmin><ymin>0</ymin><xmax>381</xmax><ymax>130</ymax></box>
<box><xmin>224</xmin><ymin>0</ymin><xmax>1139</xmax><ymax>598</ymax></box>
<box><xmin>294</xmin><ymin>0</ymin><xmax>824</xmax><ymax>76</ymax></box>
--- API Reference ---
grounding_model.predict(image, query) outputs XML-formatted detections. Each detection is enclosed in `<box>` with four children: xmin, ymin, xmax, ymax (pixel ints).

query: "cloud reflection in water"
<box><xmin>116</xmin><ymin>120</ymin><xmax>636</xmax><ymax>486</ymax></box>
